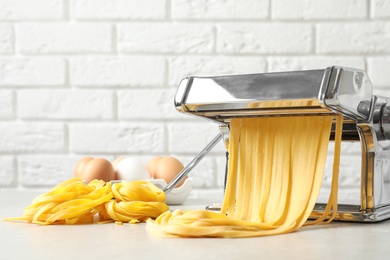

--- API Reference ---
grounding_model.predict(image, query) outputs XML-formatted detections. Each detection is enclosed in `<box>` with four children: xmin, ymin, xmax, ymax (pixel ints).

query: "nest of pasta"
<box><xmin>5</xmin><ymin>178</ymin><xmax>169</xmax><ymax>225</ymax></box>
<box><xmin>5</xmin><ymin>115</ymin><xmax>342</xmax><ymax>238</ymax></box>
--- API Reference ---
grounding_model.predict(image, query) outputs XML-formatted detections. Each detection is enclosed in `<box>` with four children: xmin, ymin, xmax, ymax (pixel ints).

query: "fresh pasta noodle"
<box><xmin>110</xmin><ymin>180</ymin><xmax>166</xmax><ymax>203</ymax></box>
<box><xmin>4</xmin><ymin>178</ymin><xmax>169</xmax><ymax>225</ymax></box>
<box><xmin>5</xmin><ymin>178</ymin><xmax>112</xmax><ymax>225</ymax></box>
<box><xmin>99</xmin><ymin>180</ymin><xmax>169</xmax><ymax>223</ymax></box>
<box><xmin>146</xmin><ymin>115</ymin><xmax>342</xmax><ymax>238</ymax></box>
<box><xmin>5</xmin><ymin>115</ymin><xmax>342</xmax><ymax>238</ymax></box>
<box><xmin>305</xmin><ymin>115</ymin><xmax>342</xmax><ymax>225</ymax></box>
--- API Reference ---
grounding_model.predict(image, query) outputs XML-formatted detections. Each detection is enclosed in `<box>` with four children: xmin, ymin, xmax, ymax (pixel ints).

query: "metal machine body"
<box><xmin>174</xmin><ymin>66</ymin><xmax>390</xmax><ymax>222</ymax></box>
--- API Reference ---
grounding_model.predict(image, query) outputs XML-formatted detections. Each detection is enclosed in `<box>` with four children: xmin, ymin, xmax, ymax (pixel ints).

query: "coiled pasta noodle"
<box><xmin>5</xmin><ymin>178</ymin><xmax>169</xmax><ymax>225</ymax></box>
<box><xmin>5</xmin><ymin>115</ymin><xmax>342</xmax><ymax>238</ymax></box>
<box><xmin>146</xmin><ymin>115</ymin><xmax>342</xmax><ymax>238</ymax></box>
<box><xmin>111</xmin><ymin>180</ymin><xmax>166</xmax><ymax>203</ymax></box>
<box><xmin>6</xmin><ymin>178</ymin><xmax>112</xmax><ymax>225</ymax></box>
<box><xmin>99</xmin><ymin>180</ymin><xmax>169</xmax><ymax>223</ymax></box>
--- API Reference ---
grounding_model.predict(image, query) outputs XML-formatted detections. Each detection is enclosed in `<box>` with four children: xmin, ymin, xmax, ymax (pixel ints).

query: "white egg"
<box><xmin>116</xmin><ymin>157</ymin><xmax>150</xmax><ymax>181</ymax></box>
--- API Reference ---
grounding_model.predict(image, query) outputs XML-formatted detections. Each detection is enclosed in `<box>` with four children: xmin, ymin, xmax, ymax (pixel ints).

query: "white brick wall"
<box><xmin>0</xmin><ymin>24</ymin><xmax>13</xmax><ymax>53</ymax></box>
<box><xmin>118</xmin><ymin>23</ymin><xmax>214</xmax><ymax>53</ymax></box>
<box><xmin>0</xmin><ymin>58</ymin><xmax>66</xmax><ymax>86</ymax></box>
<box><xmin>317</xmin><ymin>22</ymin><xmax>390</xmax><ymax>54</ymax></box>
<box><xmin>18</xmin><ymin>89</ymin><xmax>114</xmax><ymax>119</ymax></box>
<box><xmin>0</xmin><ymin>123</ymin><xmax>65</xmax><ymax>153</ymax></box>
<box><xmin>372</xmin><ymin>0</ymin><xmax>390</xmax><ymax>18</ymax></box>
<box><xmin>217</xmin><ymin>23</ymin><xmax>313</xmax><ymax>54</ymax></box>
<box><xmin>18</xmin><ymin>23</ymin><xmax>112</xmax><ymax>54</ymax></box>
<box><xmin>0</xmin><ymin>90</ymin><xmax>13</xmax><ymax>119</ymax></box>
<box><xmin>171</xmin><ymin>0</ymin><xmax>269</xmax><ymax>19</ymax></box>
<box><xmin>118</xmin><ymin>89</ymin><xmax>177</xmax><ymax>119</ymax></box>
<box><xmin>0</xmin><ymin>0</ymin><xmax>64</xmax><ymax>20</ymax></box>
<box><xmin>70</xmin><ymin>0</ymin><xmax>166</xmax><ymax>20</ymax></box>
<box><xmin>0</xmin><ymin>0</ymin><xmax>389</xmax><ymax>203</ymax></box>
<box><xmin>69</xmin><ymin>57</ymin><xmax>165</xmax><ymax>87</ymax></box>
<box><xmin>272</xmin><ymin>0</ymin><xmax>367</xmax><ymax>19</ymax></box>
<box><xmin>69</xmin><ymin>123</ymin><xmax>165</xmax><ymax>154</ymax></box>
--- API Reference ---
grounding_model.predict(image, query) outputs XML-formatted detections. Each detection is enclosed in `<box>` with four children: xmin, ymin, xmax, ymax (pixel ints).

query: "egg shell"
<box><xmin>154</xmin><ymin>156</ymin><xmax>186</xmax><ymax>187</ymax></box>
<box><xmin>82</xmin><ymin>158</ymin><xmax>116</xmax><ymax>183</ymax></box>
<box><xmin>146</xmin><ymin>156</ymin><xmax>163</xmax><ymax>178</ymax></box>
<box><xmin>112</xmin><ymin>156</ymin><xmax>125</xmax><ymax>171</ymax></box>
<box><xmin>116</xmin><ymin>158</ymin><xmax>150</xmax><ymax>181</ymax></box>
<box><xmin>74</xmin><ymin>156</ymin><xmax>94</xmax><ymax>178</ymax></box>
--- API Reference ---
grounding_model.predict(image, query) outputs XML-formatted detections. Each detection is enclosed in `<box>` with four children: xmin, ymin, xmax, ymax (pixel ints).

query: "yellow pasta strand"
<box><xmin>4</xmin><ymin>178</ymin><xmax>169</xmax><ymax>225</ymax></box>
<box><xmin>99</xmin><ymin>180</ymin><xmax>169</xmax><ymax>222</ymax></box>
<box><xmin>305</xmin><ymin>115</ymin><xmax>342</xmax><ymax>225</ymax></box>
<box><xmin>4</xmin><ymin>178</ymin><xmax>112</xmax><ymax>225</ymax></box>
<box><xmin>5</xmin><ymin>114</ymin><xmax>342</xmax><ymax>238</ymax></box>
<box><xmin>147</xmin><ymin>115</ymin><xmax>342</xmax><ymax>238</ymax></box>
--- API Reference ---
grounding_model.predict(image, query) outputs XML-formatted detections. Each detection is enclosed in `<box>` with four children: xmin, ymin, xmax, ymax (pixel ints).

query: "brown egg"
<box><xmin>74</xmin><ymin>156</ymin><xmax>94</xmax><ymax>178</ymax></box>
<box><xmin>146</xmin><ymin>156</ymin><xmax>162</xmax><ymax>178</ymax></box>
<box><xmin>82</xmin><ymin>158</ymin><xmax>116</xmax><ymax>183</ymax></box>
<box><xmin>154</xmin><ymin>156</ymin><xmax>187</xmax><ymax>187</ymax></box>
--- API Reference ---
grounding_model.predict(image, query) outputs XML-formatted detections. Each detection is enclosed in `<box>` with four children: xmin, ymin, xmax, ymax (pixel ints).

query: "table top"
<box><xmin>1</xmin><ymin>190</ymin><xmax>390</xmax><ymax>260</ymax></box>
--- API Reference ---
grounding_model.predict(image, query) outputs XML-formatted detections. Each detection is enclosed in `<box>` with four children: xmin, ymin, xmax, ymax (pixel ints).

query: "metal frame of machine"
<box><xmin>167</xmin><ymin>66</ymin><xmax>390</xmax><ymax>222</ymax></box>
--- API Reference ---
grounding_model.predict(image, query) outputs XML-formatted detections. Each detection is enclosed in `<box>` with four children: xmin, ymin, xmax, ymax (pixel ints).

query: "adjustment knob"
<box><xmin>381</xmin><ymin>103</ymin><xmax>390</xmax><ymax>140</ymax></box>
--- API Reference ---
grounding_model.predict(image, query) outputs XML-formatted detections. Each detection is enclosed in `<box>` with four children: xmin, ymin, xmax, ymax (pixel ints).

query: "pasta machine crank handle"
<box><xmin>163</xmin><ymin>133</ymin><xmax>223</xmax><ymax>193</ymax></box>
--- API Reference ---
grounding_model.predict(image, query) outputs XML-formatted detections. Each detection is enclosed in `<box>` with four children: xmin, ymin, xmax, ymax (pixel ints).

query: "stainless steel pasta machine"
<box><xmin>166</xmin><ymin>66</ymin><xmax>390</xmax><ymax>222</ymax></box>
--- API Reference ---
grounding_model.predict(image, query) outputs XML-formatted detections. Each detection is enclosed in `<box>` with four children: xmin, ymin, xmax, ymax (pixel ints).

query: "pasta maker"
<box><xmin>166</xmin><ymin>66</ymin><xmax>390</xmax><ymax>222</ymax></box>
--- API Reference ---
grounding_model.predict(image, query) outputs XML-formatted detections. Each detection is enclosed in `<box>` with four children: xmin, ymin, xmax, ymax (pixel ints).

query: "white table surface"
<box><xmin>1</xmin><ymin>190</ymin><xmax>390</xmax><ymax>260</ymax></box>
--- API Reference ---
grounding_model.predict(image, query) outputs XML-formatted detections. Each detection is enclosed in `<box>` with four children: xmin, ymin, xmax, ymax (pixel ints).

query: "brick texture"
<box><xmin>1</xmin><ymin>0</ymin><xmax>389</xmax><ymax>201</ymax></box>
<box><xmin>0</xmin><ymin>24</ymin><xmax>13</xmax><ymax>53</ymax></box>
<box><xmin>0</xmin><ymin>156</ymin><xmax>15</xmax><ymax>187</ymax></box>
<box><xmin>272</xmin><ymin>0</ymin><xmax>367</xmax><ymax>20</ymax></box>
<box><xmin>118</xmin><ymin>23</ymin><xmax>214</xmax><ymax>53</ymax></box>
<box><xmin>70</xmin><ymin>57</ymin><xmax>165</xmax><ymax>87</ymax></box>
<box><xmin>118</xmin><ymin>89</ymin><xmax>178</xmax><ymax>120</ymax></box>
<box><xmin>0</xmin><ymin>123</ymin><xmax>65</xmax><ymax>153</ymax></box>
<box><xmin>0</xmin><ymin>90</ymin><xmax>13</xmax><ymax>119</ymax></box>
<box><xmin>171</xmin><ymin>0</ymin><xmax>269</xmax><ymax>20</ymax></box>
<box><xmin>18</xmin><ymin>155</ymin><xmax>85</xmax><ymax>187</ymax></box>
<box><xmin>217</xmin><ymin>23</ymin><xmax>313</xmax><ymax>54</ymax></box>
<box><xmin>0</xmin><ymin>0</ymin><xmax>63</xmax><ymax>20</ymax></box>
<box><xmin>267</xmin><ymin>57</ymin><xmax>365</xmax><ymax>72</ymax></box>
<box><xmin>0</xmin><ymin>58</ymin><xmax>65</xmax><ymax>86</ymax></box>
<box><xmin>367</xmin><ymin>57</ymin><xmax>390</xmax><ymax>87</ymax></box>
<box><xmin>71</xmin><ymin>0</ymin><xmax>166</xmax><ymax>20</ymax></box>
<box><xmin>69</xmin><ymin>123</ymin><xmax>165</xmax><ymax>154</ymax></box>
<box><xmin>168</xmin><ymin>122</ymin><xmax>225</xmax><ymax>154</ymax></box>
<box><xmin>18</xmin><ymin>89</ymin><xmax>114</xmax><ymax>119</ymax></box>
<box><xmin>318</xmin><ymin>22</ymin><xmax>390</xmax><ymax>54</ymax></box>
<box><xmin>372</xmin><ymin>0</ymin><xmax>390</xmax><ymax>18</ymax></box>
<box><xmin>18</xmin><ymin>23</ymin><xmax>112</xmax><ymax>54</ymax></box>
